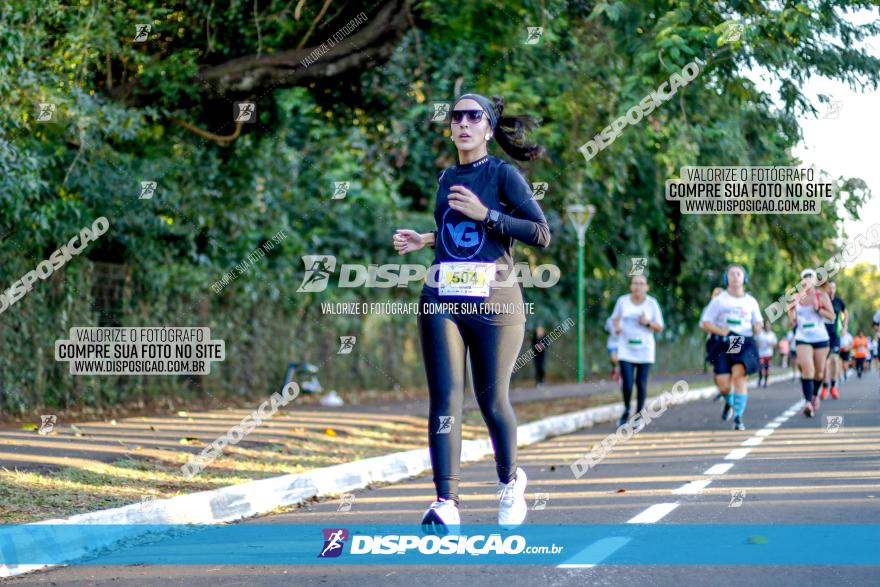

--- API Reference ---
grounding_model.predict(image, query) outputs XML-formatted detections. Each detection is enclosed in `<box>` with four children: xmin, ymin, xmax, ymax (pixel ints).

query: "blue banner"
<box><xmin>1</xmin><ymin>524</ymin><xmax>877</xmax><ymax>567</ymax></box>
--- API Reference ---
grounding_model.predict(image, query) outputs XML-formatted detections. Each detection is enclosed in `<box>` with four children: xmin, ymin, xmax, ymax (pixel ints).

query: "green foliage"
<box><xmin>1</xmin><ymin>0</ymin><xmax>878</xmax><ymax>414</ymax></box>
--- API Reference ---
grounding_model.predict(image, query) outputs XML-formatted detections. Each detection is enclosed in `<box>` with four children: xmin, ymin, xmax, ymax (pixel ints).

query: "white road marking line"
<box><xmin>556</xmin><ymin>537</ymin><xmax>631</xmax><ymax>569</ymax></box>
<box><xmin>724</xmin><ymin>448</ymin><xmax>752</xmax><ymax>460</ymax></box>
<box><xmin>626</xmin><ymin>502</ymin><xmax>679</xmax><ymax>524</ymax></box>
<box><xmin>672</xmin><ymin>479</ymin><xmax>712</xmax><ymax>495</ymax></box>
<box><xmin>557</xmin><ymin>398</ymin><xmax>806</xmax><ymax>571</ymax></box>
<box><xmin>703</xmin><ymin>463</ymin><xmax>734</xmax><ymax>475</ymax></box>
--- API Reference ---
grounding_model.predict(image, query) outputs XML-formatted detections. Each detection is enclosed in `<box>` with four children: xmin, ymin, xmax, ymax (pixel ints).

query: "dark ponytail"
<box><xmin>490</xmin><ymin>95</ymin><xmax>545</xmax><ymax>162</ymax></box>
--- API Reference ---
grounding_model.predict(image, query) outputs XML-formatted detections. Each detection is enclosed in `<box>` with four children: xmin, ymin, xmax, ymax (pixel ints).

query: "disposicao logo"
<box><xmin>319</xmin><ymin>528</ymin><xmax>349</xmax><ymax>558</ymax></box>
<box><xmin>297</xmin><ymin>255</ymin><xmax>337</xmax><ymax>293</ymax></box>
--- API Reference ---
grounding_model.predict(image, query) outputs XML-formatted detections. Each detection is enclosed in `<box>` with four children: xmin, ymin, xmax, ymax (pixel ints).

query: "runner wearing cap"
<box><xmin>788</xmin><ymin>269</ymin><xmax>835</xmax><ymax>417</ymax></box>
<box><xmin>755</xmin><ymin>319</ymin><xmax>778</xmax><ymax>387</ymax></box>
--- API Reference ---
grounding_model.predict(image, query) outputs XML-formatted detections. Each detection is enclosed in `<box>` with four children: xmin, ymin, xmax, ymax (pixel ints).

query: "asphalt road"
<box><xmin>5</xmin><ymin>372</ymin><xmax>879</xmax><ymax>586</ymax></box>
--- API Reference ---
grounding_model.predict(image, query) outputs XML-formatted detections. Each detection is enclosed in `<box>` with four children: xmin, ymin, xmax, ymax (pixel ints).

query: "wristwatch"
<box><xmin>483</xmin><ymin>209</ymin><xmax>502</xmax><ymax>230</ymax></box>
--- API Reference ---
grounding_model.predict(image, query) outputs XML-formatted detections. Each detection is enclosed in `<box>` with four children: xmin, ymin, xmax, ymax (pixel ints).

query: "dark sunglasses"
<box><xmin>451</xmin><ymin>109</ymin><xmax>484</xmax><ymax>124</ymax></box>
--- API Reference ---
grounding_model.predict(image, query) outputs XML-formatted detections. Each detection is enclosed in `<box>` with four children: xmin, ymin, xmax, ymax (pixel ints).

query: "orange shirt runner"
<box><xmin>853</xmin><ymin>335</ymin><xmax>870</xmax><ymax>359</ymax></box>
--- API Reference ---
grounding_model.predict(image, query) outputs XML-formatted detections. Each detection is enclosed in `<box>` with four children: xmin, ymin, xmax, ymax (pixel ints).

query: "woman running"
<box><xmin>755</xmin><ymin>319</ymin><xmax>777</xmax><ymax>388</ymax></box>
<box><xmin>393</xmin><ymin>92</ymin><xmax>550</xmax><ymax>532</ymax></box>
<box><xmin>788</xmin><ymin>269</ymin><xmax>835</xmax><ymax>417</ymax></box>
<box><xmin>853</xmin><ymin>331</ymin><xmax>869</xmax><ymax>378</ymax></box>
<box><xmin>786</xmin><ymin>329</ymin><xmax>799</xmax><ymax>375</ymax></box>
<box><xmin>700</xmin><ymin>264</ymin><xmax>763</xmax><ymax>431</ymax></box>
<box><xmin>779</xmin><ymin>334</ymin><xmax>790</xmax><ymax>369</ymax></box>
<box><xmin>867</xmin><ymin>338</ymin><xmax>880</xmax><ymax>371</ymax></box>
<box><xmin>839</xmin><ymin>328</ymin><xmax>853</xmax><ymax>382</ymax></box>
<box><xmin>820</xmin><ymin>280</ymin><xmax>846</xmax><ymax>399</ymax></box>
<box><xmin>610</xmin><ymin>274</ymin><xmax>665</xmax><ymax>429</ymax></box>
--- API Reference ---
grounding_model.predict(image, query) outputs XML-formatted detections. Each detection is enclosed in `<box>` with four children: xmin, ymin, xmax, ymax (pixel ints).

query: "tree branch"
<box><xmin>296</xmin><ymin>0</ymin><xmax>334</xmax><ymax>49</ymax></box>
<box><xmin>170</xmin><ymin>116</ymin><xmax>245</xmax><ymax>146</ymax></box>
<box><xmin>196</xmin><ymin>0</ymin><xmax>411</xmax><ymax>96</ymax></box>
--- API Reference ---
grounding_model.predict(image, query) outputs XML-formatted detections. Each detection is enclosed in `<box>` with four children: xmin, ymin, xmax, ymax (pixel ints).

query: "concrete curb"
<box><xmin>0</xmin><ymin>372</ymin><xmax>794</xmax><ymax>577</ymax></box>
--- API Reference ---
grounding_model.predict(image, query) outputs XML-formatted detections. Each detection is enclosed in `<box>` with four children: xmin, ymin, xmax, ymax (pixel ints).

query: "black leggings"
<box><xmin>619</xmin><ymin>360</ymin><xmax>651</xmax><ymax>414</ymax></box>
<box><xmin>418</xmin><ymin>309</ymin><xmax>524</xmax><ymax>505</ymax></box>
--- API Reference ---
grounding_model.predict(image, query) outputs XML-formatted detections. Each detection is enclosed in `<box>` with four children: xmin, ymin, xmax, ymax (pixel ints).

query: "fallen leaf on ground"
<box><xmin>746</xmin><ymin>535</ymin><xmax>768</xmax><ymax>544</ymax></box>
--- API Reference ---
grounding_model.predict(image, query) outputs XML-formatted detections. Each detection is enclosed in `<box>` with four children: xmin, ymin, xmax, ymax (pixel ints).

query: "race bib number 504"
<box><xmin>438</xmin><ymin>262</ymin><xmax>495</xmax><ymax>297</ymax></box>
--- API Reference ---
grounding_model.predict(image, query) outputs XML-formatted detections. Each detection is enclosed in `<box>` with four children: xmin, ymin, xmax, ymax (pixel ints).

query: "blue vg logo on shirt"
<box><xmin>441</xmin><ymin>208</ymin><xmax>486</xmax><ymax>260</ymax></box>
<box><xmin>447</xmin><ymin>222</ymin><xmax>479</xmax><ymax>247</ymax></box>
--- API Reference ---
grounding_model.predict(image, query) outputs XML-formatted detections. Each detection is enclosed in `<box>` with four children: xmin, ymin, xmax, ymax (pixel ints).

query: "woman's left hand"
<box><xmin>448</xmin><ymin>185</ymin><xmax>489</xmax><ymax>221</ymax></box>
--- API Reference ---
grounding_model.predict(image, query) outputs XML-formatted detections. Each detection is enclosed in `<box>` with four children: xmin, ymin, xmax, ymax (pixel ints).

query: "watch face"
<box><xmin>489</xmin><ymin>210</ymin><xmax>501</xmax><ymax>223</ymax></box>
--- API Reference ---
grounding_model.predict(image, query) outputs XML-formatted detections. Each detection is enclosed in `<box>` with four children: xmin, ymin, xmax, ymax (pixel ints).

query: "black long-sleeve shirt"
<box><xmin>420</xmin><ymin>154</ymin><xmax>551</xmax><ymax>325</ymax></box>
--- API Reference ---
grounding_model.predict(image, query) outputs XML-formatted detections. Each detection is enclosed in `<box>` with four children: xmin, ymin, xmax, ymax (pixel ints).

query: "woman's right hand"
<box><xmin>393</xmin><ymin>229</ymin><xmax>424</xmax><ymax>255</ymax></box>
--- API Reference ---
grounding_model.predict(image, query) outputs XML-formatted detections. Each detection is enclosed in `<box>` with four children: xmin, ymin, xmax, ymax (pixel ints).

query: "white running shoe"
<box><xmin>497</xmin><ymin>467</ymin><xmax>528</xmax><ymax>527</ymax></box>
<box><xmin>631</xmin><ymin>413</ymin><xmax>646</xmax><ymax>432</ymax></box>
<box><xmin>420</xmin><ymin>498</ymin><xmax>460</xmax><ymax>535</ymax></box>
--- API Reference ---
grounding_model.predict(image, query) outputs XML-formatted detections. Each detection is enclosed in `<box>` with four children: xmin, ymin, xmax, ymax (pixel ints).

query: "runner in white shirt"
<box><xmin>870</xmin><ymin>337</ymin><xmax>879</xmax><ymax>372</ymax></box>
<box><xmin>610</xmin><ymin>274</ymin><xmax>664</xmax><ymax>429</ymax></box>
<box><xmin>785</xmin><ymin>329</ymin><xmax>797</xmax><ymax>374</ymax></box>
<box><xmin>755</xmin><ymin>320</ymin><xmax>778</xmax><ymax>388</ymax></box>
<box><xmin>839</xmin><ymin>329</ymin><xmax>853</xmax><ymax>381</ymax></box>
<box><xmin>700</xmin><ymin>264</ymin><xmax>763</xmax><ymax>431</ymax></box>
<box><xmin>874</xmin><ymin>309</ymin><xmax>880</xmax><ymax>372</ymax></box>
<box><xmin>787</xmin><ymin>269</ymin><xmax>835</xmax><ymax>417</ymax></box>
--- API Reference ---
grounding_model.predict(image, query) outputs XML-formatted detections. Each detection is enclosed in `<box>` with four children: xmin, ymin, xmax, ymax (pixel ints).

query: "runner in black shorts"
<box><xmin>820</xmin><ymin>280</ymin><xmax>846</xmax><ymax>399</ymax></box>
<box><xmin>700</xmin><ymin>264</ymin><xmax>763</xmax><ymax>431</ymax></box>
<box><xmin>839</xmin><ymin>329</ymin><xmax>853</xmax><ymax>381</ymax></box>
<box><xmin>789</xmin><ymin>269</ymin><xmax>835</xmax><ymax>417</ymax></box>
<box><xmin>393</xmin><ymin>93</ymin><xmax>550</xmax><ymax>532</ymax></box>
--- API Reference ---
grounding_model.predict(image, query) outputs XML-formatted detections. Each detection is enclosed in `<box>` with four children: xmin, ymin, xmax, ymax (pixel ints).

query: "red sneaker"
<box><xmin>820</xmin><ymin>386</ymin><xmax>828</xmax><ymax>400</ymax></box>
<box><xmin>830</xmin><ymin>386</ymin><xmax>839</xmax><ymax>399</ymax></box>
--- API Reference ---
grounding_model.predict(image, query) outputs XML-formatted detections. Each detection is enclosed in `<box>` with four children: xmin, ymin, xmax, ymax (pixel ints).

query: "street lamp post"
<box><xmin>566</xmin><ymin>203</ymin><xmax>596</xmax><ymax>384</ymax></box>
